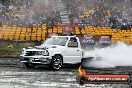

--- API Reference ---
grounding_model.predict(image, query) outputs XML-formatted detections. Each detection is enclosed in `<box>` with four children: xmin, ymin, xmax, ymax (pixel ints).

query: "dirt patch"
<box><xmin>0</xmin><ymin>51</ymin><xmax>19</xmax><ymax>58</ymax></box>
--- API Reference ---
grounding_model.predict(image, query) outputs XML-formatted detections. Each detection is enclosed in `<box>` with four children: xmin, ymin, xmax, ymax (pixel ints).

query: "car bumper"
<box><xmin>20</xmin><ymin>55</ymin><xmax>52</xmax><ymax>64</ymax></box>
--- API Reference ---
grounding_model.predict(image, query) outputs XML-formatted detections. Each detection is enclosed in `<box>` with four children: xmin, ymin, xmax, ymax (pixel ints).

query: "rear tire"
<box><xmin>24</xmin><ymin>63</ymin><xmax>36</xmax><ymax>68</ymax></box>
<box><xmin>50</xmin><ymin>55</ymin><xmax>63</xmax><ymax>70</ymax></box>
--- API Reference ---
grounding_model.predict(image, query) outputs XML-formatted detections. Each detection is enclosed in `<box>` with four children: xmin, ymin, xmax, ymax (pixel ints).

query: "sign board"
<box><xmin>78</xmin><ymin>35</ymin><xmax>112</xmax><ymax>45</ymax></box>
<box><xmin>98</xmin><ymin>35</ymin><xmax>111</xmax><ymax>45</ymax></box>
<box><xmin>82</xmin><ymin>35</ymin><xmax>95</xmax><ymax>45</ymax></box>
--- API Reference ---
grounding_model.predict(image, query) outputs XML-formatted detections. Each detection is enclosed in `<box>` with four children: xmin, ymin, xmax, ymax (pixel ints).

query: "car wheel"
<box><xmin>24</xmin><ymin>63</ymin><xmax>36</xmax><ymax>68</ymax></box>
<box><xmin>51</xmin><ymin>55</ymin><xmax>63</xmax><ymax>70</ymax></box>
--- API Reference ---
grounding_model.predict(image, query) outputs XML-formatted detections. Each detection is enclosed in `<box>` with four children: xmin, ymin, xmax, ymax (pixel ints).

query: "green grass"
<box><xmin>0</xmin><ymin>42</ymin><xmax>36</xmax><ymax>57</ymax></box>
<box><xmin>0</xmin><ymin>45</ymin><xmax>22</xmax><ymax>52</ymax></box>
<box><xmin>0</xmin><ymin>42</ymin><xmax>36</xmax><ymax>52</ymax></box>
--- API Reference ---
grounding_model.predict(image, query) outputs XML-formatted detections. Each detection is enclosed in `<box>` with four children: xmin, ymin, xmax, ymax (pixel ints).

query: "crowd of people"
<box><xmin>0</xmin><ymin>0</ymin><xmax>62</xmax><ymax>28</ymax></box>
<box><xmin>0</xmin><ymin>0</ymin><xmax>132</xmax><ymax>30</ymax></box>
<box><xmin>64</xmin><ymin>0</ymin><xmax>132</xmax><ymax>30</ymax></box>
<box><xmin>0</xmin><ymin>0</ymin><xmax>32</xmax><ymax>26</ymax></box>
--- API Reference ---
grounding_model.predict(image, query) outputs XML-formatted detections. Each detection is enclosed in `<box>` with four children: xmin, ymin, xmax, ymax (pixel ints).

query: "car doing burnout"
<box><xmin>20</xmin><ymin>35</ymin><xmax>84</xmax><ymax>70</ymax></box>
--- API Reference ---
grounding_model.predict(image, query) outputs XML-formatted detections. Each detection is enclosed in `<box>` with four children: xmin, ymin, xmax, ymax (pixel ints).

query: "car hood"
<box><xmin>24</xmin><ymin>45</ymin><xmax>61</xmax><ymax>51</ymax></box>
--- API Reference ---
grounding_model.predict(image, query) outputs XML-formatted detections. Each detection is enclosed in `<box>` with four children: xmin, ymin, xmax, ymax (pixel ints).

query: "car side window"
<box><xmin>68</xmin><ymin>37</ymin><xmax>78</xmax><ymax>47</ymax></box>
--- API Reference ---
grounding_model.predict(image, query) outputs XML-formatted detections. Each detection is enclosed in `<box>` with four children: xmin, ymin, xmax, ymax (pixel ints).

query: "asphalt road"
<box><xmin>0</xmin><ymin>58</ymin><xmax>132</xmax><ymax>88</ymax></box>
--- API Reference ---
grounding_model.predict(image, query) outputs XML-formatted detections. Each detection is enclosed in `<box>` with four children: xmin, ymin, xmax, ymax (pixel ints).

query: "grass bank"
<box><xmin>0</xmin><ymin>41</ymin><xmax>41</xmax><ymax>57</ymax></box>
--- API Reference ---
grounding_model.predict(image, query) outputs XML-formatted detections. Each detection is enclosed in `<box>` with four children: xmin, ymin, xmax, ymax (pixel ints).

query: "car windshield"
<box><xmin>43</xmin><ymin>37</ymin><xmax>68</xmax><ymax>46</ymax></box>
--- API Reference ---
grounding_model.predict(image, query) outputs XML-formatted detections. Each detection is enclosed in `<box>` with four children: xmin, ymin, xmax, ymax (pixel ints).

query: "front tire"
<box><xmin>24</xmin><ymin>63</ymin><xmax>36</xmax><ymax>68</ymax></box>
<box><xmin>50</xmin><ymin>55</ymin><xmax>63</xmax><ymax>70</ymax></box>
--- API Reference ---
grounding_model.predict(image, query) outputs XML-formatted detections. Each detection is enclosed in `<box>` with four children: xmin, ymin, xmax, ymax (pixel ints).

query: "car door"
<box><xmin>63</xmin><ymin>37</ymin><xmax>82</xmax><ymax>63</ymax></box>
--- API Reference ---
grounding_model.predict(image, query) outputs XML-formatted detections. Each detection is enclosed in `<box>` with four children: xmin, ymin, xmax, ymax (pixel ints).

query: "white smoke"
<box><xmin>84</xmin><ymin>42</ymin><xmax>132</xmax><ymax>68</ymax></box>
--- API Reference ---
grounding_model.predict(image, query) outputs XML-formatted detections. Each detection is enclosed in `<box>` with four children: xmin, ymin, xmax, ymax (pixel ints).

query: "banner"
<box><xmin>98</xmin><ymin>35</ymin><xmax>111</xmax><ymax>44</ymax></box>
<box><xmin>82</xmin><ymin>35</ymin><xmax>95</xmax><ymax>45</ymax></box>
<box><xmin>80</xmin><ymin>35</ymin><xmax>111</xmax><ymax>45</ymax></box>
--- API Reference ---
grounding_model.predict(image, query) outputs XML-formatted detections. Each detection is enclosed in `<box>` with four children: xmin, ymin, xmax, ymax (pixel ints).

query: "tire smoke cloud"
<box><xmin>84</xmin><ymin>42</ymin><xmax>132</xmax><ymax>68</ymax></box>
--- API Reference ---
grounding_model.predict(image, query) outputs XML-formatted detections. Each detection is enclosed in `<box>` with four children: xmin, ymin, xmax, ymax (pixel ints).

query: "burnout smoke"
<box><xmin>83</xmin><ymin>42</ymin><xmax>132</xmax><ymax>68</ymax></box>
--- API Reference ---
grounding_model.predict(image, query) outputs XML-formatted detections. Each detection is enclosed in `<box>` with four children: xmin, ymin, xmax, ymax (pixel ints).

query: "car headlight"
<box><xmin>35</xmin><ymin>51</ymin><xmax>42</xmax><ymax>55</ymax></box>
<box><xmin>42</xmin><ymin>50</ymin><xmax>49</xmax><ymax>56</ymax></box>
<box><xmin>21</xmin><ymin>48</ymin><xmax>25</xmax><ymax>55</ymax></box>
<box><xmin>22</xmin><ymin>50</ymin><xmax>24</xmax><ymax>55</ymax></box>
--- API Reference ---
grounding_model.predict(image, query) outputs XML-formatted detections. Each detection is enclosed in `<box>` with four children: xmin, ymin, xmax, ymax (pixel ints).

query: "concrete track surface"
<box><xmin>0</xmin><ymin>58</ymin><xmax>132</xmax><ymax>88</ymax></box>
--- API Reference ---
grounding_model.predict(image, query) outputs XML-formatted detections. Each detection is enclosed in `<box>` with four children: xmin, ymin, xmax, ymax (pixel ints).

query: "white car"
<box><xmin>20</xmin><ymin>35</ymin><xmax>84</xmax><ymax>70</ymax></box>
